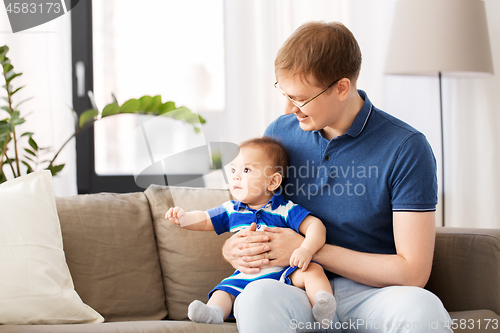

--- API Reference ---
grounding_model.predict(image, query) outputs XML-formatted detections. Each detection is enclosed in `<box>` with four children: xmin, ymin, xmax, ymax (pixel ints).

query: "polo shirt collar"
<box><xmin>345</xmin><ymin>90</ymin><xmax>373</xmax><ymax>138</ymax></box>
<box><xmin>233</xmin><ymin>192</ymin><xmax>284</xmax><ymax>211</ymax></box>
<box><xmin>269</xmin><ymin>192</ymin><xmax>284</xmax><ymax>210</ymax></box>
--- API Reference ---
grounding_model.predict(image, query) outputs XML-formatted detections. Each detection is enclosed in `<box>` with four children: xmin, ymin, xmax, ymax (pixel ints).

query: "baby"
<box><xmin>165</xmin><ymin>137</ymin><xmax>336</xmax><ymax>325</ymax></box>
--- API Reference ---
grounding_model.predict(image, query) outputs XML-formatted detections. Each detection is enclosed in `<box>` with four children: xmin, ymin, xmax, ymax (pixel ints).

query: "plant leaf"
<box><xmin>24</xmin><ymin>148</ymin><xmax>36</xmax><ymax>157</ymax></box>
<box><xmin>10</xmin><ymin>111</ymin><xmax>25</xmax><ymax>126</ymax></box>
<box><xmin>0</xmin><ymin>121</ymin><xmax>10</xmax><ymax>140</ymax></box>
<box><xmin>22</xmin><ymin>161</ymin><xmax>34</xmax><ymax>174</ymax></box>
<box><xmin>14</xmin><ymin>96</ymin><xmax>33</xmax><ymax>109</ymax></box>
<box><xmin>87</xmin><ymin>91</ymin><xmax>99</xmax><ymax>112</ymax></box>
<box><xmin>6</xmin><ymin>72</ymin><xmax>22</xmax><ymax>84</ymax></box>
<box><xmin>158</xmin><ymin>101</ymin><xmax>176</xmax><ymax>115</ymax></box>
<box><xmin>79</xmin><ymin>109</ymin><xmax>98</xmax><ymax>128</ymax></box>
<box><xmin>138</xmin><ymin>95</ymin><xmax>153</xmax><ymax>111</ymax></box>
<box><xmin>119</xmin><ymin>99</ymin><xmax>140</xmax><ymax>113</ymax></box>
<box><xmin>46</xmin><ymin>163</ymin><xmax>65</xmax><ymax>176</ymax></box>
<box><xmin>24</xmin><ymin>155</ymin><xmax>35</xmax><ymax>163</ymax></box>
<box><xmin>0</xmin><ymin>120</ymin><xmax>10</xmax><ymax>139</ymax></box>
<box><xmin>0</xmin><ymin>45</ymin><xmax>9</xmax><ymax>58</ymax></box>
<box><xmin>101</xmin><ymin>103</ymin><xmax>120</xmax><ymax>117</ymax></box>
<box><xmin>28</xmin><ymin>137</ymin><xmax>38</xmax><ymax>151</ymax></box>
<box><xmin>21</xmin><ymin>131</ymin><xmax>34</xmax><ymax>137</ymax></box>
<box><xmin>3</xmin><ymin>63</ymin><xmax>13</xmax><ymax>74</ymax></box>
<box><xmin>66</xmin><ymin>105</ymin><xmax>78</xmax><ymax>130</ymax></box>
<box><xmin>146</xmin><ymin>95</ymin><xmax>162</xmax><ymax>113</ymax></box>
<box><xmin>164</xmin><ymin>106</ymin><xmax>192</xmax><ymax>120</ymax></box>
<box><xmin>10</xmin><ymin>85</ymin><xmax>25</xmax><ymax>96</ymax></box>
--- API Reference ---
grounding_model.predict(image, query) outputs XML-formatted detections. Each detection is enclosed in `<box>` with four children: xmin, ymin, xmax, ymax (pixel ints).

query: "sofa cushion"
<box><xmin>426</xmin><ymin>227</ymin><xmax>500</xmax><ymax>316</ymax></box>
<box><xmin>449</xmin><ymin>310</ymin><xmax>500</xmax><ymax>333</ymax></box>
<box><xmin>0</xmin><ymin>171</ymin><xmax>103</xmax><ymax>325</ymax></box>
<box><xmin>56</xmin><ymin>192</ymin><xmax>167</xmax><ymax>322</ymax></box>
<box><xmin>0</xmin><ymin>321</ymin><xmax>238</xmax><ymax>333</ymax></box>
<box><xmin>145</xmin><ymin>185</ymin><xmax>235</xmax><ymax>320</ymax></box>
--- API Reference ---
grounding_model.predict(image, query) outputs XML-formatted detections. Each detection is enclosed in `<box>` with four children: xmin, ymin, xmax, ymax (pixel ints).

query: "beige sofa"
<box><xmin>0</xmin><ymin>185</ymin><xmax>498</xmax><ymax>332</ymax></box>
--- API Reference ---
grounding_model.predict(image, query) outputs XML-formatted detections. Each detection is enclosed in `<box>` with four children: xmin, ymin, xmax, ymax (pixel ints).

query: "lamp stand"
<box><xmin>438</xmin><ymin>72</ymin><xmax>445</xmax><ymax>227</ymax></box>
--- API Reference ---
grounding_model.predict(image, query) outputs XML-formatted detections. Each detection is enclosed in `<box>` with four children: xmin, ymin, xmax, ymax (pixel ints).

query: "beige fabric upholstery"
<box><xmin>145</xmin><ymin>185</ymin><xmax>235</xmax><ymax>321</ymax></box>
<box><xmin>55</xmin><ymin>193</ymin><xmax>167</xmax><ymax>322</ymax></box>
<box><xmin>426</xmin><ymin>227</ymin><xmax>500</xmax><ymax>315</ymax></box>
<box><xmin>0</xmin><ymin>188</ymin><xmax>494</xmax><ymax>332</ymax></box>
<box><xmin>449</xmin><ymin>310</ymin><xmax>500</xmax><ymax>333</ymax></box>
<box><xmin>0</xmin><ymin>321</ymin><xmax>237</xmax><ymax>333</ymax></box>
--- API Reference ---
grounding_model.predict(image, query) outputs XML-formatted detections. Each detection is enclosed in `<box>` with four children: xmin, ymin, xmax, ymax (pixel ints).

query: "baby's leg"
<box><xmin>290</xmin><ymin>263</ymin><xmax>336</xmax><ymax>324</ymax></box>
<box><xmin>188</xmin><ymin>290</ymin><xmax>235</xmax><ymax>324</ymax></box>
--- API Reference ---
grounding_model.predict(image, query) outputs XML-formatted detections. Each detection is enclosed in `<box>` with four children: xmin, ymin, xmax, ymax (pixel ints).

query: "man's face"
<box><xmin>276</xmin><ymin>74</ymin><xmax>341</xmax><ymax>133</ymax></box>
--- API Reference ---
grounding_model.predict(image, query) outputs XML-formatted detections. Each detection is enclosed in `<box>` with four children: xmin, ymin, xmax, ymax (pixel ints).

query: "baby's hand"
<box><xmin>165</xmin><ymin>207</ymin><xmax>186</xmax><ymax>226</ymax></box>
<box><xmin>290</xmin><ymin>247</ymin><xmax>313</xmax><ymax>272</ymax></box>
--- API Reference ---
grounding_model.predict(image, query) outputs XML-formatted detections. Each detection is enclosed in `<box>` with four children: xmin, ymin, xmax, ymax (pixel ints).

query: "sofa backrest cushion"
<box><xmin>426</xmin><ymin>227</ymin><xmax>500</xmax><ymax>315</ymax></box>
<box><xmin>145</xmin><ymin>185</ymin><xmax>235</xmax><ymax>320</ymax></box>
<box><xmin>56</xmin><ymin>192</ymin><xmax>167</xmax><ymax>322</ymax></box>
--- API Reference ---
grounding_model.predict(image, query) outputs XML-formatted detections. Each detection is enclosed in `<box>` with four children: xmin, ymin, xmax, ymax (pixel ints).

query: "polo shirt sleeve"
<box><xmin>390</xmin><ymin>133</ymin><xmax>438</xmax><ymax>211</ymax></box>
<box><xmin>264</xmin><ymin>119</ymin><xmax>278</xmax><ymax>137</ymax></box>
<box><xmin>285</xmin><ymin>203</ymin><xmax>312</xmax><ymax>234</ymax></box>
<box><xmin>207</xmin><ymin>201</ymin><xmax>232</xmax><ymax>235</ymax></box>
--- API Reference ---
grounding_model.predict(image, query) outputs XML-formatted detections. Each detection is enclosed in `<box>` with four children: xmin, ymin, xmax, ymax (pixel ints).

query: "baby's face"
<box><xmin>226</xmin><ymin>147</ymin><xmax>277</xmax><ymax>206</ymax></box>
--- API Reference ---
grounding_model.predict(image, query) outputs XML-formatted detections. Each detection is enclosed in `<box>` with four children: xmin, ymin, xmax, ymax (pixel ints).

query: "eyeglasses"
<box><xmin>274</xmin><ymin>79</ymin><xmax>339</xmax><ymax>109</ymax></box>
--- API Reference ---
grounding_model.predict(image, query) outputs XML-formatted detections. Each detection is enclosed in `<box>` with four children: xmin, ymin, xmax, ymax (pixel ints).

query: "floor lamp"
<box><xmin>384</xmin><ymin>0</ymin><xmax>494</xmax><ymax>227</ymax></box>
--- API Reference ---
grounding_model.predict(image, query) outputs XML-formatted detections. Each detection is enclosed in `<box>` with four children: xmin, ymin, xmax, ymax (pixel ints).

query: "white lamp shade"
<box><xmin>385</xmin><ymin>0</ymin><xmax>494</xmax><ymax>77</ymax></box>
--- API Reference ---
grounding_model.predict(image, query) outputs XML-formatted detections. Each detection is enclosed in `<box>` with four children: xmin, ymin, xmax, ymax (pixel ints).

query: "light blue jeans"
<box><xmin>233</xmin><ymin>277</ymin><xmax>453</xmax><ymax>333</ymax></box>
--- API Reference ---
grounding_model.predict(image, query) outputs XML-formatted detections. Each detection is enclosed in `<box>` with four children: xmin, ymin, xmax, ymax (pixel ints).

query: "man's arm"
<box><xmin>314</xmin><ymin>211</ymin><xmax>435</xmax><ymax>288</ymax></box>
<box><xmin>224</xmin><ymin>211</ymin><xmax>436</xmax><ymax>287</ymax></box>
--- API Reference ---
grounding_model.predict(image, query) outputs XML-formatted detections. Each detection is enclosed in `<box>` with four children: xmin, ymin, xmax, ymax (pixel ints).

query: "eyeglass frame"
<box><xmin>274</xmin><ymin>79</ymin><xmax>340</xmax><ymax>109</ymax></box>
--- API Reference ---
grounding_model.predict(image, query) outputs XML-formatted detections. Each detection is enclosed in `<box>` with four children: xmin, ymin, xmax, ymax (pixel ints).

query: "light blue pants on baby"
<box><xmin>233</xmin><ymin>277</ymin><xmax>453</xmax><ymax>333</ymax></box>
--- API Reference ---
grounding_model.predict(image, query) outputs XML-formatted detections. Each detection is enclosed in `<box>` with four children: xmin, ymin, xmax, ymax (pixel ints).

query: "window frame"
<box><xmin>71</xmin><ymin>0</ymin><xmax>203</xmax><ymax>194</ymax></box>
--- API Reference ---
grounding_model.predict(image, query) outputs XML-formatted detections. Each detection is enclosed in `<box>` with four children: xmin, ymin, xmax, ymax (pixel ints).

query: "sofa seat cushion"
<box><xmin>145</xmin><ymin>185</ymin><xmax>236</xmax><ymax>321</ymax></box>
<box><xmin>0</xmin><ymin>321</ymin><xmax>238</xmax><ymax>333</ymax></box>
<box><xmin>56</xmin><ymin>192</ymin><xmax>167</xmax><ymax>322</ymax></box>
<box><xmin>449</xmin><ymin>310</ymin><xmax>500</xmax><ymax>333</ymax></box>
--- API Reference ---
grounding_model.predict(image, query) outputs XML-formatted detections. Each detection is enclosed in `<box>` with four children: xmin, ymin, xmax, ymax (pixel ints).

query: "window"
<box><xmin>72</xmin><ymin>0</ymin><xmax>225</xmax><ymax>193</ymax></box>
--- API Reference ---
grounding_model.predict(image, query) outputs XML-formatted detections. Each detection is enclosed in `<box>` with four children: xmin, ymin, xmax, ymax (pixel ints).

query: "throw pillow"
<box><xmin>145</xmin><ymin>185</ymin><xmax>235</xmax><ymax>320</ymax></box>
<box><xmin>0</xmin><ymin>170</ymin><xmax>104</xmax><ymax>324</ymax></box>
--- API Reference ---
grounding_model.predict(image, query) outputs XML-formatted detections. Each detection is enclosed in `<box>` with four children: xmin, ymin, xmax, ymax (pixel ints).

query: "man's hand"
<box><xmin>290</xmin><ymin>247</ymin><xmax>312</xmax><ymax>271</ymax></box>
<box><xmin>222</xmin><ymin>223</ymin><xmax>271</xmax><ymax>274</ymax></box>
<box><xmin>260</xmin><ymin>226</ymin><xmax>304</xmax><ymax>267</ymax></box>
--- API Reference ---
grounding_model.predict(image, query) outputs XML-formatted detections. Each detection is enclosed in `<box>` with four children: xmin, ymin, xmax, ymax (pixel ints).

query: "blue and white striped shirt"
<box><xmin>207</xmin><ymin>192</ymin><xmax>311</xmax><ymax>235</ymax></box>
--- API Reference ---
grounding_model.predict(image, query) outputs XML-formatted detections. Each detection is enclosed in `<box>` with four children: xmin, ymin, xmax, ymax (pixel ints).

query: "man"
<box><xmin>222</xmin><ymin>21</ymin><xmax>452</xmax><ymax>332</ymax></box>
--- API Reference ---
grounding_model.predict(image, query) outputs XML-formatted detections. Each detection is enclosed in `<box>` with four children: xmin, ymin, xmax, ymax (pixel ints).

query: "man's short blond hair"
<box><xmin>275</xmin><ymin>21</ymin><xmax>362</xmax><ymax>88</ymax></box>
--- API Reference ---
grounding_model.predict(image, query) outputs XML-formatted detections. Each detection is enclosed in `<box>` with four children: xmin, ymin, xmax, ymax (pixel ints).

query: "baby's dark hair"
<box><xmin>239</xmin><ymin>136</ymin><xmax>289</xmax><ymax>177</ymax></box>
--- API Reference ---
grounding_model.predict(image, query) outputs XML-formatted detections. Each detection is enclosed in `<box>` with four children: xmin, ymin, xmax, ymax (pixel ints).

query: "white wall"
<box><xmin>0</xmin><ymin>8</ymin><xmax>76</xmax><ymax>196</ymax></box>
<box><xmin>1</xmin><ymin>0</ymin><xmax>499</xmax><ymax>228</ymax></box>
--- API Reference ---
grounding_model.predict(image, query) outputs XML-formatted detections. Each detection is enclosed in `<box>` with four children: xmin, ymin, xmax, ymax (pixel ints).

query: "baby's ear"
<box><xmin>267</xmin><ymin>172</ymin><xmax>283</xmax><ymax>192</ymax></box>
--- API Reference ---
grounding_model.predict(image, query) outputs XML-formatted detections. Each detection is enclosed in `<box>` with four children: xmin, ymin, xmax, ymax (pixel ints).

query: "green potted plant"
<box><xmin>0</xmin><ymin>45</ymin><xmax>205</xmax><ymax>184</ymax></box>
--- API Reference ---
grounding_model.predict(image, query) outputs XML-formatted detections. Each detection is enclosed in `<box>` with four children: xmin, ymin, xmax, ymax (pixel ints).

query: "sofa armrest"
<box><xmin>425</xmin><ymin>227</ymin><xmax>500</xmax><ymax>316</ymax></box>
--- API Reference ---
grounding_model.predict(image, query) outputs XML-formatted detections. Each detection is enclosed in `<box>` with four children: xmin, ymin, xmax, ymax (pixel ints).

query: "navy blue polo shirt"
<box><xmin>264</xmin><ymin>90</ymin><xmax>437</xmax><ymax>278</ymax></box>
